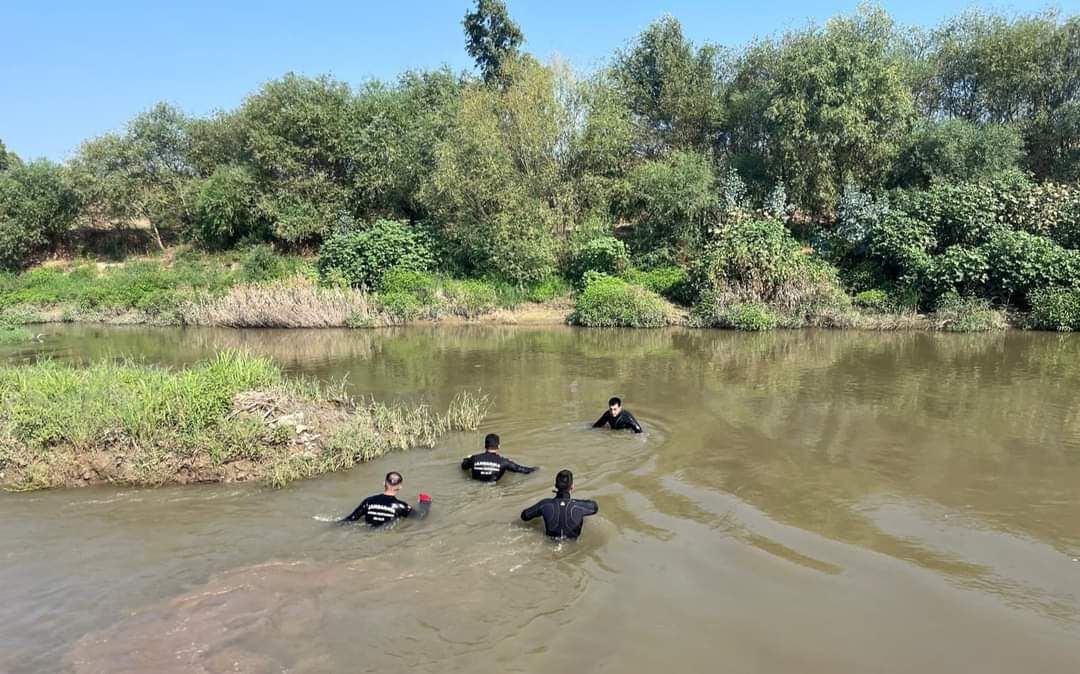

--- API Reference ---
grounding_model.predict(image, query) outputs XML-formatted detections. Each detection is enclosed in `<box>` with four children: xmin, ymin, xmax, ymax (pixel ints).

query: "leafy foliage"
<box><xmin>0</xmin><ymin>161</ymin><xmax>80</xmax><ymax>270</ymax></box>
<box><xmin>569</xmin><ymin>273</ymin><xmax>671</xmax><ymax>327</ymax></box>
<box><xmin>318</xmin><ymin>219</ymin><xmax>435</xmax><ymax>290</ymax></box>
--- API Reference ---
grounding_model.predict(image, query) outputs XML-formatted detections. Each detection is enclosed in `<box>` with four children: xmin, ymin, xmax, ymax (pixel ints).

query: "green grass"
<box><xmin>931</xmin><ymin>294</ymin><xmax>1007</xmax><ymax>332</ymax></box>
<box><xmin>0</xmin><ymin>351</ymin><xmax>490</xmax><ymax>491</ymax></box>
<box><xmin>0</xmin><ymin>247</ymin><xmax>314</xmax><ymax>324</ymax></box>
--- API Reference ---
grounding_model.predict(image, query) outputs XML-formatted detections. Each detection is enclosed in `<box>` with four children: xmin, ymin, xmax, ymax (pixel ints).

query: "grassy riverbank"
<box><xmin>0</xmin><ymin>351</ymin><xmax>489</xmax><ymax>491</ymax></box>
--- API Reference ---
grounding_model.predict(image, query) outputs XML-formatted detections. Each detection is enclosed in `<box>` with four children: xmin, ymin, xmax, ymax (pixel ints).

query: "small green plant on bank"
<box><xmin>569</xmin><ymin>273</ymin><xmax>672</xmax><ymax>328</ymax></box>
<box><xmin>930</xmin><ymin>293</ymin><xmax>1006</xmax><ymax>332</ymax></box>
<box><xmin>1028</xmin><ymin>287</ymin><xmax>1080</xmax><ymax>331</ymax></box>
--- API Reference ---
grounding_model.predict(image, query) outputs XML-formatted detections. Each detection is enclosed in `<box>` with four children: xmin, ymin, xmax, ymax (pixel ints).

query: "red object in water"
<box><xmin>419</xmin><ymin>493</ymin><xmax>432</xmax><ymax>503</ymax></box>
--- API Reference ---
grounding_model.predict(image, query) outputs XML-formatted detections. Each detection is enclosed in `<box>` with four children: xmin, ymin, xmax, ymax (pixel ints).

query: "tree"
<box><xmin>727</xmin><ymin>5</ymin><xmax>915</xmax><ymax>212</ymax></box>
<box><xmin>463</xmin><ymin>0</ymin><xmax>524</xmax><ymax>83</ymax></box>
<box><xmin>611</xmin><ymin>15</ymin><xmax>728</xmax><ymax>156</ymax></box>
<box><xmin>892</xmin><ymin>119</ymin><xmax>1023</xmax><ymax>187</ymax></box>
<box><xmin>421</xmin><ymin>56</ymin><xmax>570</xmax><ymax>283</ymax></box>
<box><xmin>71</xmin><ymin>102</ymin><xmax>195</xmax><ymax>248</ymax></box>
<box><xmin>0</xmin><ymin>160</ymin><xmax>80</xmax><ymax>269</ymax></box>
<box><xmin>233</xmin><ymin>73</ymin><xmax>360</xmax><ymax>242</ymax></box>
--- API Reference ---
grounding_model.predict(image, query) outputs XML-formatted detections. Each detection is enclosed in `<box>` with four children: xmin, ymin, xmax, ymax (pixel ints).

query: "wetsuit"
<box><xmin>461</xmin><ymin>450</ymin><xmax>537</xmax><ymax>482</ymax></box>
<box><xmin>342</xmin><ymin>493</ymin><xmax>412</xmax><ymax>526</ymax></box>
<box><xmin>593</xmin><ymin>409</ymin><xmax>643</xmax><ymax>433</ymax></box>
<box><xmin>520</xmin><ymin>491</ymin><xmax>599</xmax><ymax>539</ymax></box>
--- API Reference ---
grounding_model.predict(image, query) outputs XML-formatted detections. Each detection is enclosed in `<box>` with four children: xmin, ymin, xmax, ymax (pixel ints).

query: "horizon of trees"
<box><xmin>0</xmin><ymin>2</ymin><xmax>1078</xmax><ymax>298</ymax></box>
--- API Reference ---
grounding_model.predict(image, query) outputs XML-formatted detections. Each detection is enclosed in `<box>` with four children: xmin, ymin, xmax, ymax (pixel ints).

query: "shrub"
<box><xmin>624</xmin><ymin>266</ymin><xmax>692</xmax><ymax>305</ymax></box>
<box><xmin>854</xmin><ymin>289</ymin><xmax>891</xmax><ymax>313</ymax></box>
<box><xmin>0</xmin><ymin>161</ymin><xmax>80</xmax><ymax>270</ymax></box>
<box><xmin>923</xmin><ymin>244</ymin><xmax>990</xmax><ymax>301</ymax></box>
<box><xmin>820</xmin><ymin>184</ymin><xmax>889</xmax><ymax>262</ymax></box>
<box><xmin>1029</xmin><ymin>287</ymin><xmax>1080</xmax><ymax>331</ymax></box>
<box><xmin>377</xmin><ymin>291</ymin><xmax>425</xmax><ymax>321</ymax></box>
<box><xmin>442</xmin><ymin>279</ymin><xmax>498</xmax><ymax>317</ymax></box>
<box><xmin>379</xmin><ymin>269</ymin><xmax>438</xmax><ymax>303</ymax></box>
<box><xmin>692</xmin><ymin>219</ymin><xmax>848</xmax><ymax>318</ymax></box>
<box><xmin>189</xmin><ymin>165</ymin><xmax>261</xmax><ymax>247</ymax></box>
<box><xmin>931</xmin><ymin>293</ymin><xmax>1006</xmax><ymax>332</ymax></box>
<box><xmin>980</xmin><ymin>228</ymin><xmax>1080</xmax><ymax>305</ymax></box>
<box><xmin>318</xmin><ymin>219</ymin><xmax>435</xmax><ymax>289</ymax></box>
<box><xmin>720</xmin><ymin>302</ymin><xmax>779</xmax><ymax>331</ymax></box>
<box><xmin>525</xmin><ymin>275</ymin><xmax>570</xmax><ymax>303</ymax></box>
<box><xmin>892</xmin><ymin>119</ymin><xmax>1023</xmax><ymax>188</ymax></box>
<box><xmin>566</xmin><ymin>236</ymin><xmax>629</xmax><ymax>286</ymax></box>
<box><xmin>240</xmin><ymin>244</ymin><xmax>286</xmax><ymax>283</ymax></box>
<box><xmin>569</xmin><ymin>273</ymin><xmax>671</xmax><ymax>328</ymax></box>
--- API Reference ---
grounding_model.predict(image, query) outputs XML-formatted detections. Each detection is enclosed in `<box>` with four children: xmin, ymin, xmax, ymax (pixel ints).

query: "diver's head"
<box><xmin>608</xmin><ymin>397</ymin><xmax>622</xmax><ymax>416</ymax></box>
<box><xmin>484</xmin><ymin>433</ymin><xmax>500</xmax><ymax>453</ymax></box>
<box><xmin>384</xmin><ymin>471</ymin><xmax>403</xmax><ymax>495</ymax></box>
<box><xmin>554</xmin><ymin>469</ymin><xmax>573</xmax><ymax>495</ymax></box>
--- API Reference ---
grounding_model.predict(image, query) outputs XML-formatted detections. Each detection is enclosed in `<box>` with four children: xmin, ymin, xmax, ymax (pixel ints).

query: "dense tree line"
<box><xmin>1</xmin><ymin>2</ymin><xmax>1079</xmax><ymax>323</ymax></box>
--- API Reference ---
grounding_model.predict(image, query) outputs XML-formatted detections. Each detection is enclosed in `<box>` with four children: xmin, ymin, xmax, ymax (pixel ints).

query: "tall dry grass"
<box><xmin>185</xmin><ymin>279</ymin><xmax>387</xmax><ymax>328</ymax></box>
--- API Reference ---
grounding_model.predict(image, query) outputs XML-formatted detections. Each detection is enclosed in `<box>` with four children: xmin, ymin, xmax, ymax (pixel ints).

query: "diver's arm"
<box><xmin>626</xmin><ymin>412</ymin><xmax>643</xmax><ymax>434</ymax></box>
<box><xmin>340</xmin><ymin>501</ymin><xmax>368</xmax><ymax>523</ymax></box>
<box><xmin>592</xmin><ymin>411</ymin><xmax>611</xmax><ymax>428</ymax></box>
<box><xmin>521</xmin><ymin>501</ymin><xmax>544</xmax><ymax>521</ymax></box>
<box><xmin>460</xmin><ymin>455</ymin><xmax>474</xmax><ymax>470</ymax></box>
<box><xmin>579</xmin><ymin>499</ymin><xmax>599</xmax><ymax>516</ymax></box>
<box><xmin>506</xmin><ymin>459</ymin><xmax>537</xmax><ymax>474</ymax></box>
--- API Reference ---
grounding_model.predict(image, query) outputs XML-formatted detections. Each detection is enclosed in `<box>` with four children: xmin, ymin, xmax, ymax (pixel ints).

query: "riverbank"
<box><xmin>0</xmin><ymin>351</ymin><xmax>489</xmax><ymax>492</ymax></box>
<box><xmin>0</xmin><ymin>250</ymin><xmax>1031</xmax><ymax>334</ymax></box>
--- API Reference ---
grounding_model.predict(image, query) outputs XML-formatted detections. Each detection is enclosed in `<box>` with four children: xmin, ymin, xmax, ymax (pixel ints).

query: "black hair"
<box><xmin>385</xmin><ymin>471</ymin><xmax>403</xmax><ymax>486</ymax></box>
<box><xmin>554</xmin><ymin>469</ymin><xmax>573</xmax><ymax>493</ymax></box>
<box><xmin>484</xmin><ymin>433</ymin><xmax>500</xmax><ymax>449</ymax></box>
<box><xmin>608</xmin><ymin>397</ymin><xmax>621</xmax><ymax>407</ymax></box>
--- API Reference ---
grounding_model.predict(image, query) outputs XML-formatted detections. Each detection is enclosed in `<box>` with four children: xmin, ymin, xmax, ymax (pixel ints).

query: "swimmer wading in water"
<box><xmin>341</xmin><ymin>471</ymin><xmax>431</xmax><ymax>526</ymax></box>
<box><xmin>593</xmin><ymin>396</ymin><xmax>643</xmax><ymax>433</ymax></box>
<box><xmin>461</xmin><ymin>433</ymin><xmax>537</xmax><ymax>482</ymax></box>
<box><xmin>520</xmin><ymin>470</ymin><xmax>598</xmax><ymax>540</ymax></box>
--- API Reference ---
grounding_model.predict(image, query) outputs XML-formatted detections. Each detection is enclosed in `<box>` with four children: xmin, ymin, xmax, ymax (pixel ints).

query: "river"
<box><xmin>1</xmin><ymin>325</ymin><xmax>1079</xmax><ymax>673</ymax></box>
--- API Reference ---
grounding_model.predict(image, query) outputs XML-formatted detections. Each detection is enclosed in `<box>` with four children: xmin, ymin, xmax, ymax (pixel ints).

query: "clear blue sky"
<box><xmin>1</xmin><ymin>1</ymin><xmax>1065</xmax><ymax>161</ymax></box>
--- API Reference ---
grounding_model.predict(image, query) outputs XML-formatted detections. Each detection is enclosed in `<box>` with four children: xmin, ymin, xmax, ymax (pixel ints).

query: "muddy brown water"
<box><xmin>2</xmin><ymin>325</ymin><xmax>1079</xmax><ymax>673</ymax></box>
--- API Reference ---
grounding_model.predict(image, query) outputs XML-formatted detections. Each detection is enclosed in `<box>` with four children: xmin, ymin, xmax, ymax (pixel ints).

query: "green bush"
<box><xmin>189</xmin><ymin>165</ymin><xmax>261</xmax><ymax>247</ymax></box>
<box><xmin>692</xmin><ymin>219</ymin><xmax>847</xmax><ymax>317</ymax></box>
<box><xmin>892</xmin><ymin>119</ymin><xmax>1023</xmax><ymax>188</ymax></box>
<box><xmin>931</xmin><ymin>293</ymin><xmax>1006</xmax><ymax>332</ymax></box>
<box><xmin>569</xmin><ymin>273</ymin><xmax>671</xmax><ymax>328</ymax></box>
<box><xmin>566</xmin><ymin>236</ymin><xmax>630</xmax><ymax>286</ymax></box>
<box><xmin>240</xmin><ymin>244</ymin><xmax>286</xmax><ymax>283</ymax></box>
<box><xmin>854</xmin><ymin>289</ymin><xmax>891</xmax><ymax>312</ymax></box>
<box><xmin>923</xmin><ymin>244</ymin><xmax>990</xmax><ymax>300</ymax></box>
<box><xmin>980</xmin><ymin>228</ymin><xmax>1080</xmax><ymax>305</ymax></box>
<box><xmin>318</xmin><ymin>219</ymin><xmax>435</xmax><ymax>289</ymax></box>
<box><xmin>1029</xmin><ymin>287</ymin><xmax>1080</xmax><ymax>331</ymax></box>
<box><xmin>442</xmin><ymin>279</ymin><xmax>498</xmax><ymax>316</ymax></box>
<box><xmin>377</xmin><ymin>291</ymin><xmax>425</xmax><ymax>321</ymax></box>
<box><xmin>0</xmin><ymin>161</ymin><xmax>80</xmax><ymax>271</ymax></box>
<box><xmin>624</xmin><ymin>266</ymin><xmax>692</xmax><ymax>305</ymax></box>
<box><xmin>525</xmin><ymin>275</ymin><xmax>570</xmax><ymax>303</ymax></box>
<box><xmin>720</xmin><ymin>302</ymin><xmax>779</xmax><ymax>331</ymax></box>
<box><xmin>379</xmin><ymin>269</ymin><xmax>438</xmax><ymax>303</ymax></box>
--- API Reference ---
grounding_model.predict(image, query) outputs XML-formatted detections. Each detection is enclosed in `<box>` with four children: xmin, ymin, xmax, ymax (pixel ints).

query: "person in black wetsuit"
<box><xmin>520</xmin><ymin>469</ymin><xmax>598</xmax><ymax>539</ymax></box>
<box><xmin>461</xmin><ymin>433</ymin><xmax>537</xmax><ymax>482</ymax></box>
<box><xmin>593</xmin><ymin>396</ymin><xmax>643</xmax><ymax>433</ymax></box>
<box><xmin>341</xmin><ymin>471</ymin><xmax>430</xmax><ymax>526</ymax></box>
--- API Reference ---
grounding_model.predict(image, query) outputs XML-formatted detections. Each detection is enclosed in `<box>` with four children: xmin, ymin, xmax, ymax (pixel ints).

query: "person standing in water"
<box><xmin>341</xmin><ymin>471</ymin><xmax>430</xmax><ymax>526</ymax></box>
<box><xmin>461</xmin><ymin>433</ymin><xmax>537</xmax><ymax>482</ymax></box>
<box><xmin>592</xmin><ymin>396</ymin><xmax>643</xmax><ymax>433</ymax></box>
<box><xmin>520</xmin><ymin>470</ymin><xmax>598</xmax><ymax>539</ymax></box>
